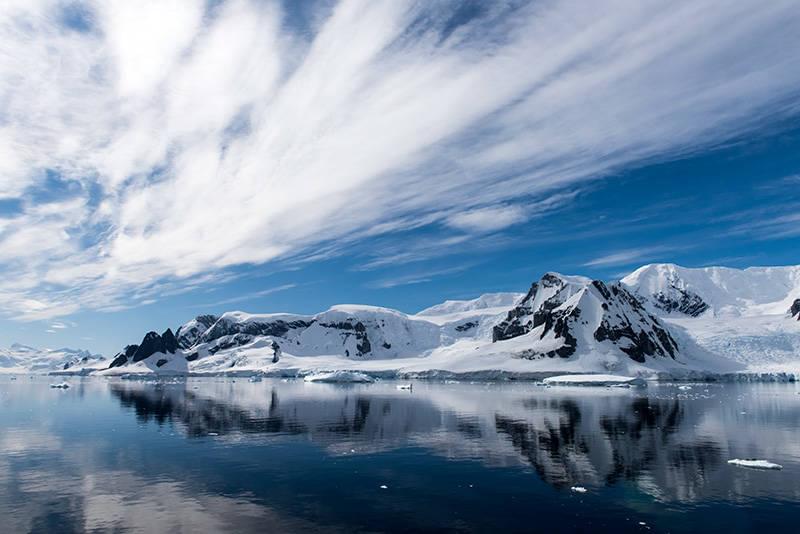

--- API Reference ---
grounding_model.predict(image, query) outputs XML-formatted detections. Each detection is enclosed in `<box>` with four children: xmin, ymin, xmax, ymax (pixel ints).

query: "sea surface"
<box><xmin>1</xmin><ymin>377</ymin><xmax>799</xmax><ymax>533</ymax></box>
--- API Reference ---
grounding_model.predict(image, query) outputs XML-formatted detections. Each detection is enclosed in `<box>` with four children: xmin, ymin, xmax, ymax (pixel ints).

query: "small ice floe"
<box><xmin>304</xmin><ymin>371</ymin><xmax>374</xmax><ymax>384</ymax></box>
<box><xmin>249</xmin><ymin>376</ymin><xmax>262</xmax><ymax>383</ymax></box>
<box><xmin>396</xmin><ymin>384</ymin><xmax>413</xmax><ymax>391</ymax></box>
<box><xmin>208</xmin><ymin>432</ymin><xmax>219</xmax><ymax>436</ymax></box>
<box><xmin>542</xmin><ymin>374</ymin><xmax>647</xmax><ymax>387</ymax></box>
<box><xmin>570</xmin><ymin>486</ymin><xmax>587</xmax><ymax>493</ymax></box>
<box><xmin>677</xmin><ymin>385</ymin><xmax>692</xmax><ymax>391</ymax></box>
<box><xmin>727</xmin><ymin>458</ymin><xmax>783</xmax><ymax>470</ymax></box>
<box><xmin>379</xmin><ymin>485</ymin><xmax>388</xmax><ymax>489</ymax></box>
<box><xmin>50</xmin><ymin>382</ymin><xmax>70</xmax><ymax>389</ymax></box>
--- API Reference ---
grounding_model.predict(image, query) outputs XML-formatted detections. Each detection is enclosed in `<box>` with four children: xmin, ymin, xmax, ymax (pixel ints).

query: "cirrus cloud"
<box><xmin>1</xmin><ymin>0</ymin><xmax>799</xmax><ymax>320</ymax></box>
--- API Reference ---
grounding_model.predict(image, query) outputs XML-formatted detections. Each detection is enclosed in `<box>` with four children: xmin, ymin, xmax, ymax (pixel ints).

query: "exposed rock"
<box><xmin>493</xmin><ymin>273</ymin><xmax>678</xmax><ymax>363</ymax></box>
<box><xmin>131</xmin><ymin>329</ymin><xmax>178</xmax><ymax>363</ymax></box>
<box><xmin>791</xmin><ymin>298</ymin><xmax>800</xmax><ymax>320</ymax></box>
<box><xmin>109</xmin><ymin>344</ymin><xmax>139</xmax><ymax>368</ymax></box>
<box><xmin>176</xmin><ymin>315</ymin><xmax>219</xmax><ymax>349</ymax></box>
<box><xmin>651</xmin><ymin>288</ymin><xmax>709</xmax><ymax>317</ymax></box>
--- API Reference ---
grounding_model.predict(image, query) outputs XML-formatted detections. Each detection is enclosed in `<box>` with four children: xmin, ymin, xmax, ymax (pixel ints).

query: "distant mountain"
<box><xmin>622</xmin><ymin>263</ymin><xmax>800</xmax><ymax>318</ymax></box>
<box><xmin>416</xmin><ymin>292</ymin><xmax>523</xmax><ymax>319</ymax></box>
<box><xmin>0</xmin><ymin>343</ymin><xmax>105</xmax><ymax>374</ymax></box>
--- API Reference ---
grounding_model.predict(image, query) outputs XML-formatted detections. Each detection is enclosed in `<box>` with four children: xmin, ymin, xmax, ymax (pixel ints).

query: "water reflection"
<box><xmin>1</xmin><ymin>378</ymin><xmax>799</xmax><ymax>532</ymax></box>
<box><xmin>106</xmin><ymin>380</ymin><xmax>800</xmax><ymax>500</ymax></box>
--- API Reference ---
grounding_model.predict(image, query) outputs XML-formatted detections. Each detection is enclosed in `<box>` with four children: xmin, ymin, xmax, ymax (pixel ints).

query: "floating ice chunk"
<box><xmin>249</xmin><ymin>376</ymin><xmax>262</xmax><ymax>382</ymax></box>
<box><xmin>727</xmin><ymin>458</ymin><xmax>783</xmax><ymax>470</ymax></box>
<box><xmin>49</xmin><ymin>382</ymin><xmax>70</xmax><ymax>389</ymax></box>
<box><xmin>678</xmin><ymin>385</ymin><xmax>692</xmax><ymax>390</ymax></box>
<box><xmin>570</xmin><ymin>486</ymin><xmax>587</xmax><ymax>493</ymax></box>
<box><xmin>543</xmin><ymin>374</ymin><xmax>646</xmax><ymax>387</ymax></box>
<box><xmin>208</xmin><ymin>432</ymin><xmax>219</xmax><ymax>436</ymax></box>
<box><xmin>304</xmin><ymin>371</ymin><xmax>375</xmax><ymax>383</ymax></box>
<box><xmin>380</xmin><ymin>485</ymin><xmax>388</xmax><ymax>489</ymax></box>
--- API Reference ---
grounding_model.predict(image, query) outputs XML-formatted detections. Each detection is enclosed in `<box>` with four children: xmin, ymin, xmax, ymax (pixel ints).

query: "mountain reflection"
<box><xmin>107</xmin><ymin>380</ymin><xmax>798</xmax><ymax>502</ymax></box>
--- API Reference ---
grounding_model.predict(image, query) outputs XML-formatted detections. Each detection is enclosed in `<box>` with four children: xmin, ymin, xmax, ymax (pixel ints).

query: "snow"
<box><xmin>623</xmin><ymin>263</ymin><xmax>800</xmax><ymax>317</ymax></box>
<box><xmin>0</xmin><ymin>344</ymin><xmax>105</xmax><ymax>375</ymax></box>
<box><xmin>727</xmin><ymin>459</ymin><xmax>783</xmax><ymax>470</ymax></box>
<box><xmin>304</xmin><ymin>371</ymin><xmax>375</xmax><ymax>383</ymax></box>
<box><xmin>46</xmin><ymin>262</ymin><xmax>800</xmax><ymax>383</ymax></box>
<box><xmin>543</xmin><ymin>374</ymin><xmax>647</xmax><ymax>387</ymax></box>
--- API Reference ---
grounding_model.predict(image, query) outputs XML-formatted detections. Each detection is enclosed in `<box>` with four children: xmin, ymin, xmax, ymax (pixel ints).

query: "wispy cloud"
<box><xmin>583</xmin><ymin>246</ymin><xmax>679</xmax><ymax>268</ymax></box>
<box><xmin>196</xmin><ymin>283</ymin><xmax>297</xmax><ymax>309</ymax></box>
<box><xmin>367</xmin><ymin>265</ymin><xmax>473</xmax><ymax>289</ymax></box>
<box><xmin>1</xmin><ymin>0</ymin><xmax>799</xmax><ymax>319</ymax></box>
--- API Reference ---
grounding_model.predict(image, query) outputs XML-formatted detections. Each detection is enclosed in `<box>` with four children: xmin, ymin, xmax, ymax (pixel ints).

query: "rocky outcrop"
<box><xmin>176</xmin><ymin>315</ymin><xmax>219</xmax><ymax>349</ymax></box>
<box><xmin>650</xmin><ymin>287</ymin><xmax>709</xmax><ymax>317</ymax></box>
<box><xmin>493</xmin><ymin>273</ymin><xmax>678</xmax><ymax>363</ymax></box>
<box><xmin>109</xmin><ymin>329</ymin><xmax>178</xmax><ymax>368</ymax></box>
<box><xmin>791</xmin><ymin>299</ymin><xmax>800</xmax><ymax>320</ymax></box>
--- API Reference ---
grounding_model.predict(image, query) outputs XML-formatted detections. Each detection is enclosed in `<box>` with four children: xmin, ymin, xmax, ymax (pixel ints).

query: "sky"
<box><xmin>0</xmin><ymin>0</ymin><xmax>799</xmax><ymax>356</ymax></box>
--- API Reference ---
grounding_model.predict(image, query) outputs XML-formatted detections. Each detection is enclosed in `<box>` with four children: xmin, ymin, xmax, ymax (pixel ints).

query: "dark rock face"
<box><xmin>208</xmin><ymin>333</ymin><xmax>254</xmax><ymax>355</ymax></box>
<box><xmin>109</xmin><ymin>344</ymin><xmax>139</xmax><ymax>368</ymax></box>
<box><xmin>455</xmin><ymin>321</ymin><xmax>478</xmax><ymax>332</ymax></box>
<box><xmin>197</xmin><ymin>318</ymin><xmax>312</xmax><ymax>347</ymax></box>
<box><xmin>493</xmin><ymin>282</ymin><xmax>540</xmax><ymax>342</ymax></box>
<box><xmin>131</xmin><ymin>329</ymin><xmax>178</xmax><ymax>363</ymax></box>
<box><xmin>176</xmin><ymin>315</ymin><xmax>219</xmax><ymax>349</ymax></box>
<box><xmin>493</xmin><ymin>274</ymin><xmax>679</xmax><ymax>363</ymax></box>
<box><xmin>791</xmin><ymin>299</ymin><xmax>800</xmax><ymax>320</ymax></box>
<box><xmin>593</xmin><ymin>283</ymin><xmax>678</xmax><ymax>363</ymax></box>
<box><xmin>651</xmin><ymin>287</ymin><xmax>709</xmax><ymax>317</ymax></box>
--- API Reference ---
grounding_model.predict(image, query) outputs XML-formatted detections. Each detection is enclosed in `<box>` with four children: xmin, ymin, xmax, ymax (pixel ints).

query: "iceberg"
<box><xmin>727</xmin><ymin>459</ymin><xmax>783</xmax><ymax>470</ymax></box>
<box><xmin>542</xmin><ymin>374</ymin><xmax>647</xmax><ymax>387</ymax></box>
<box><xmin>304</xmin><ymin>371</ymin><xmax>375</xmax><ymax>384</ymax></box>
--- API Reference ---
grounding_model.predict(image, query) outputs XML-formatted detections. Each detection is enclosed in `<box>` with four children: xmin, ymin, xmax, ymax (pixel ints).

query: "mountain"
<box><xmin>622</xmin><ymin>264</ymin><xmax>800</xmax><ymax>372</ymax></box>
<box><xmin>0</xmin><ymin>343</ymin><xmax>105</xmax><ymax>374</ymax></box>
<box><xmin>107</xmin><ymin>306</ymin><xmax>447</xmax><ymax>374</ymax></box>
<box><xmin>621</xmin><ymin>263</ymin><xmax>800</xmax><ymax>318</ymax></box>
<box><xmin>491</xmin><ymin>273</ymin><xmax>678</xmax><ymax>363</ymax></box>
<box><xmin>87</xmin><ymin>263</ymin><xmax>800</xmax><ymax>380</ymax></box>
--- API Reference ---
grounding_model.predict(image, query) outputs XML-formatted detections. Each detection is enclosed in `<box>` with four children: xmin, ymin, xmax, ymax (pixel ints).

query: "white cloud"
<box><xmin>583</xmin><ymin>246</ymin><xmax>679</xmax><ymax>268</ymax></box>
<box><xmin>0</xmin><ymin>0</ymin><xmax>799</xmax><ymax>319</ymax></box>
<box><xmin>446</xmin><ymin>205</ymin><xmax>527</xmax><ymax>233</ymax></box>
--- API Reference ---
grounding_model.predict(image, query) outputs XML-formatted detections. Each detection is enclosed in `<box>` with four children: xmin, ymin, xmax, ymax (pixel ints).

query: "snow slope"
<box><xmin>622</xmin><ymin>263</ymin><xmax>800</xmax><ymax>317</ymax></box>
<box><xmin>623</xmin><ymin>264</ymin><xmax>800</xmax><ymax>373</ymax></box>
<box><xmin>0</xmin><ymin>343</ymin><xmax>105</xmax><ymax>374</ymax></box>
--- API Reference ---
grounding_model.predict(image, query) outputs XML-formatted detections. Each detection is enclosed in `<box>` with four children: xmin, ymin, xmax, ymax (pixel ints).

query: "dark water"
<box><xmin>1</xmin><ymin>378</ymin><xmax>799</xmax><ymax>533</ymax></box>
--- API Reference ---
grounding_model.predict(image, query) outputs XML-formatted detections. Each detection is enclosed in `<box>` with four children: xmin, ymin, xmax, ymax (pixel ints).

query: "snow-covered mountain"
<box><xmin>491</xmin><ymin>273</ymin><xmax>679</xmax><ymax>363</ymax></box>
<box><xmin>107</xmin><ymin>306</ymin><xmax>448</xmax><ymax>374</ymax></box>
<box><xmin>60</xmin><ymin>262</ymin><xmax>800</xmax><ymax>380</ymax></box>
<box><xmin>0</xmin><ymin>343</ymin><xmax>105</xmax><ymax>374</ymax></box>
<box><xmin>622</xmin><ymin>263</ymin><xmax>800</xmax><ymax>318</ymax></box>
<box><xmin>622</xmin><ymin>264</ymin><xmax>800</xmax><ymax>372</ymax></box>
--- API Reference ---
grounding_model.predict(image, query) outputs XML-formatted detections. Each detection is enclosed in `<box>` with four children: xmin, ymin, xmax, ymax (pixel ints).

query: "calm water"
<box><xmin>1</xmin><ymin>378</ymin><xmax>799</xmax><ymax>533</ymax></box>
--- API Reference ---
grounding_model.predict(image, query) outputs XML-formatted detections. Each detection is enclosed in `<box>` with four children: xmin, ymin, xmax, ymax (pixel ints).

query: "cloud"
<box><xmin>446</xmin><ymin>205</ymin><xmax>527</xmax><ymax>233</ymax></box>
<box><xmin>1</xmin><ymin>0</ymin><xmax>799</xmax><ymax>319</ymax></box>
<box><xmin>583</xmin><ymin>246</ymin><xmax>679</xmax><ymax>268</ymax></box>
<box><xmin>367</xmin><ymin>265</ymin><xmax>473</xmax><ymax>289</ymax></box>
<box><xmin>196</xmin><ymin>283</ymin><xmax>298</xmax><ymax>308</ymax></box>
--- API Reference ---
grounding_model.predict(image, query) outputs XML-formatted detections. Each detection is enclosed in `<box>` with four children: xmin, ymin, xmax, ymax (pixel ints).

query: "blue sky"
<box><xmin>0</xmin><ymin>0</ymin><xmax>799</xmax><ymax>356</ymax></box>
